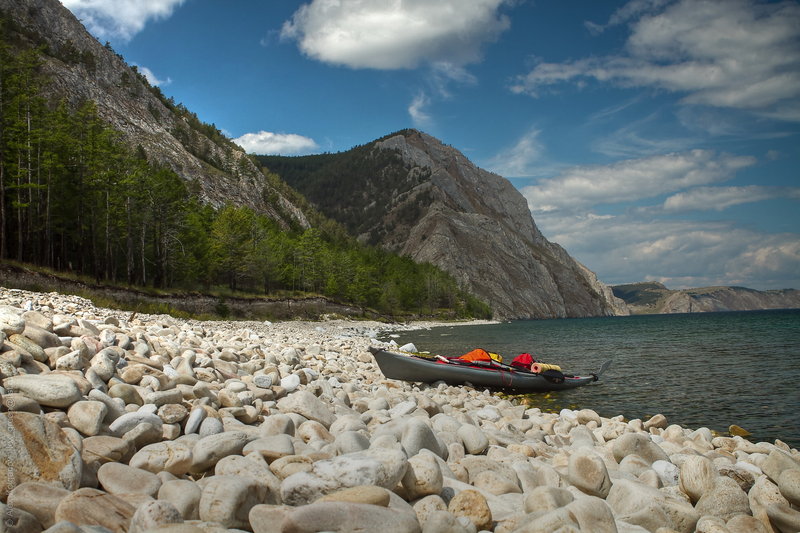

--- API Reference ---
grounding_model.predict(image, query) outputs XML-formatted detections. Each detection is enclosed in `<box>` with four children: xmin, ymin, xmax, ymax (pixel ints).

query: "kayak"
<box><xmin>368</xmin><ymin>347</ymin><xmax>609</xmax><ymax>392</ymax></box>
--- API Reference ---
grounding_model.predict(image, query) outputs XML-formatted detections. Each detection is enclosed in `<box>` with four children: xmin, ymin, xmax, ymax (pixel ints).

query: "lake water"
<box><xmin>387</xmin><ymin>309</ymin><xmax>800</xmax><ymax>449</ymax></box>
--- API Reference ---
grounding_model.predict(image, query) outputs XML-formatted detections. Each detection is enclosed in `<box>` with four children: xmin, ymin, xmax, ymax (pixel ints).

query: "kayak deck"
<box><xmin>369</xmin><ymin>347</ymin><xmax>601</xmax><ymax>392</ymax></box>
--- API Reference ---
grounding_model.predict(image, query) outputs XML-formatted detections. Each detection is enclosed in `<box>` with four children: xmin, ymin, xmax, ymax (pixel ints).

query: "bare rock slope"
<box><xmin>268</xmin><ymin>130</ymin><xmax>628</xmax><ymax>320</ymax></box>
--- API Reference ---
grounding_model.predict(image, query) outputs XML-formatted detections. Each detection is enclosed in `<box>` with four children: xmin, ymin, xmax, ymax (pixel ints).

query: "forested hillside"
<box><xmin>0</xmin><ymin>15</ymin><xmax>490</xmax><ymax>319</ymax></box>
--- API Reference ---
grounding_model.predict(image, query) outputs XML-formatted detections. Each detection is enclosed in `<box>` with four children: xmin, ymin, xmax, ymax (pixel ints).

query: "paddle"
<box><xmin>591</xmin><ymin>360</ymin><xmax>612</xmax><ymax>381</ymax></box>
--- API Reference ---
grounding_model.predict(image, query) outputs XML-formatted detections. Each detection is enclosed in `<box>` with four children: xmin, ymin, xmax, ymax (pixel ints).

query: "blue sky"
<box><xmin>62</xmin><ymin>0</ymin><xmax>799</xmax><ymax>290</ymax></box>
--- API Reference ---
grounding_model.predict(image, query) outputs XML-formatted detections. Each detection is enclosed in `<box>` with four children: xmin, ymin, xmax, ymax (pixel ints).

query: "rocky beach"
<box><xmin>1</xmin><ymin>286</ymin><xmax>799</xmax><ymax>533</ymax></box>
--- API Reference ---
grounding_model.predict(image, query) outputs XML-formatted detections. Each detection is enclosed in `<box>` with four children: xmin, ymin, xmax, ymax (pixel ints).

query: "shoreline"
<box><xmin>1</xmin><ymin>286</ymin><xmax>798</xmax><ymax>532</ymax></box>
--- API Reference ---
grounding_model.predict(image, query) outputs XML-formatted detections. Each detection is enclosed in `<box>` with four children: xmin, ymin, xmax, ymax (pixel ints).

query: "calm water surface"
<box><xmin>388</xmin><ymin>310</ymin><xmax>800</xmax><ymax>449</ymax></box>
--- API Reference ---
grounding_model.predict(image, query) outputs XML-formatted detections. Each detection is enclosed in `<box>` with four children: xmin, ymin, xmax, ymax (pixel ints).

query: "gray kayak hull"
<box><xmin>369</xmin><ymin>347</ymin><xmax>599</xmax><ymax>392</ymax></box>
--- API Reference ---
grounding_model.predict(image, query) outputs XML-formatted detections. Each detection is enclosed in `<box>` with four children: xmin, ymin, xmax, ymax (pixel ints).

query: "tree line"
<box><xmin>0</xmin><ymin>35</ymin><xmax>491</xmax><ymax>319</ymax></box>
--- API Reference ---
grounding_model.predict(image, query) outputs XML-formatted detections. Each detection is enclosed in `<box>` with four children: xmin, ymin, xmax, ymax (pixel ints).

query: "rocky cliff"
<box><xmin>0</xmin><ymin>0</ymin><xmax>309</xmax><ymax>229</ymax></box>
<box><xmin>262</xmin><ymin>130</ymin><xmax>628</xmax><ymax>320</ymax></box>
<box><xmin>613</xmin><ymin>282</ymin><xmax>800</xmax><ymax>314</ymax></box>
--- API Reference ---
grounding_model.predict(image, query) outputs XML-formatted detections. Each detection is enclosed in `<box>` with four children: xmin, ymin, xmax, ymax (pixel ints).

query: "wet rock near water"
<box><xmin>0</xmin><ymin>287</ymin><xmax>798</xmax><ymax>533</ymax></box>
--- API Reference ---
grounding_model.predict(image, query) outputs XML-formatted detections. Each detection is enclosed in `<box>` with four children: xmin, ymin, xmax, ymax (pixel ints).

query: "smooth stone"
<box><xmin>606</xmin><ymin>479</ymin><xmax>674</xmax><ymax>532</ymax></box>
<box><xmin>413</xmin><ymin>495</ymin><xmax>448</xmax><ymax>529</ymax></box>
<box><xmin>87</xmin><ymin>389</ymin><xmax>127</xmax><ymax>421</ymax></box>
<box><xmin>402</xmin><ymin>453</ymin><xmax>444</xmax><ymax>500</ymax></box>
<box><xmin>129</xmin><ymin>501</ymin><xmax>183</xmax><ymax>533</ymax></box>
<box><xmin>761</xmin><ymin>449</ymin><xmax>799</xmax><ymax>484</ymax></box>
<box><xmin>568</xmin><ymin>448</ymin><xmax>611</xmax><ymax>498</ymax></box>
<box><xmin>67</xmin><ymin>400</ymin><xmax>107</xmax><ymax>436</ymax></box>
<box><xmin>0</xmin><ymin>412</ymin><xmax>82</xmax><ymax>500</ymax></box>
<box><xmin>279</xmin><ymin>373</ymin><xmax>300</xmax><ymax>392</ymax></box>
<box><xmin>447</xmin><ymin>489</ymin><xmax>492</xmax><ymax>531</ymax></box>
<box><xmin>612</xmin><ymin>433</ymin><xmax>669</xmax><ymax>465</ymax></box>
<box><xmin>158</xmin><ymin>480</ymin><xmax>202</xmax><ymax>520</ymax></box>
<box><xmin>421</xmin><ymin>510</ymin><xmax>474</xmax><ymax>533</ymax></box>
<box><xmin>766</xmin><ymin>502</ymin><xmax>800</xmax><ymax>533</ymax></box>
<box><xmin>282</xmin><ymin>501</ymin><xmax>421</xmax><ymax>533</ymax></box>
<box><xmin>108</xmin><ymin>383</ymin><xmax>143</xmax><ymax>406</ymax></box>
<box><xmin>472</xmin><ymin>470</ymin><xmax>521</xmax><ymax>496</ymax></box>
<box><xmin>280</xmin><ymin>448</ymin><xmax>408</xmax><ymax>505</ymax></box>
<box><xmin>129</xmin><ymin>440</ymin><xmax>194</xmax><ymax>475</ymax></box>
<box><xmin>749</xmin><ymin>475</ymin><xmax>791</xmax><ymax>533</ymax></box>
<box><xmin>679</xmin><ymin>455</ymin><xmax>717</xmax><ymax>504</ymax></box>
<box><xmin>108</xmin><ymin>411</ymin><xmax>163</xmax><ymax>435</ymax></box>
<box><xmin>123</xmin><ymin>421</ymin><xmax>163</xmax><ymax>448</ymax></box>
<box><xmin>242</xmin><ymin>434</ymin><xmax>295</xmax><ymax>462</ymax></box>
<box><xmin>183</xmin><ymin>407</ymin><xmax>207</xmax><ymax>434</ymax></box>
<box><xmin>253</xmin><ymin>374</ymin><xmax>273</xmax><ymax>389</ymax></box>
<box><xmin>7</xmin><ymin>481</ymin><xmax>71</xmax><ymax>529</ymax></box>
<box><xmin>269</xmin><ymin>455</ymin><xmax>314</xmax><ymax>480</ymax></box>
<box><xmin>248</xmin><ymin>505</ymin><xmax>293</xmax><ymax>533</ymax></box>
<box><xmin>97</xmin><ymin>462</ymin><xmax>162</xmax><ymax>497</ymax></box>
<box><xmin>3</xmin><ymin>374</ymin><xmax>82</xmax><ymax>408</ymax></box>
<box><xmin>198</xmin><ymin>416</ymin><xmax>224</xmax><ymax>437</ymax></box>
<box><xmin>0</xmin><ymin>309</ymin><xmax>26</xmax><ymax>335</ymax></box>
<box><xmin>276</xmin><ymin>390</ymin><xmax>336</xmax><ymax>428</ymax></box>
<box><xmin>695</xmin><ymin>477</ymin><xmax>751</xmax><ymax>521</ymax></box>
<box><xmin>726</xmin><ymin>515</ymin><xmax>771</xmax><ymax>533</ymax></box>
<box><xmin>54</xmin><ymin>488</ymin><xmax>135</xmax><ymax>532</ymax></box>
<box><xmin>214</xmin><ymin>454</ymin><xmax>282</xmax><ymax>505</ymax></box>
<box><xmin>1</xmin><ymin>392</ymin><xmax>41</xmax><ymax>413</ymax></box>
<box><xmin>564</xmin><ymin>495</ymin><xmax>618</xmax><ymax>533</ymax></box>
<box><xmin>82</xmin><ymin>436</ymin><xmax>131</xmax><ymax>464</ymax></box>
<box><xmin>335</xmin><ymin>430</ymin><xmax>371</xmax><ymax>454</ymax></box>
<box><xmin>652</xmin><ymin>459</ymin><xmax>680</xmax><ymax>487</ymax></box>
<box><xmin>0</xmin><ymin>502</ymin><xmax>43</xmax><ymax>533</ymax></box>
<box><xmin>778</xmin><ymin>468</ymin><xmax>800</xmax><ymax>506</ymax></box>
<box><xmin>402</xmin><ymin>417</ymin><xmax>446</xmax><ymax>458</ymax></box>
<box><xmin>198</xmin><ymin>475</ymin><xmax>266</xmax><ymax>529</ymax></box>
<box><xmin>317</xmin><ymin>485</ymin><xmax>392</xmax><ymax>506</ymax></box>
<box><xmin>158</xmin><ymin>403</ymin><xmax>188</xmax><ymax>424</ymax></box>
<box><xmin>144</xmin><ymin>388</ymin><xmax>183</xmax><ymax>407</ymax></box>
<box><xmin>191</xmin><ymin>431</ymin><xmax>251</xmax><ymax>473</ymax></box>
<box><xmin>9</xmin><ymin>332</ymin><xmax>48</xmax><ymax>362</ymax></box>
<box><xmin>523</xmin><ymin>486</ymin><xmax>575</xmax><ymax>514</ymax></box>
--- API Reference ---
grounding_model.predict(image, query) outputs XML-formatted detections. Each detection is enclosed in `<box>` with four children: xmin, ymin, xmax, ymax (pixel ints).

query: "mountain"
<box><xmin>260</xmin><ymin>130</ymin><xmax>629</xmax><ymax>320</ymax></box>
<box><xmin>612</xmin><ymin>282</ymin><xmax>800</xmax><ymax>314</ymax></box>
<box><xmin>0</xmin><ymin>0</ymin><xmax>309</xmax><ymax>230</ymax></box>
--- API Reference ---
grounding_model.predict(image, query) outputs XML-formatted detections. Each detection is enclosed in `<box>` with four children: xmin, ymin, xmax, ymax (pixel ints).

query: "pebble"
<box><xmin>0</xmin><ymin>287</ymin><xmax>798</xmax><ymax>533</ymax></box>
<box><xmin>129</xmin><ymin>500</ymin><xmax>184</xmax><ymax>533</ymax></box>
<box><xmin>0</xmin><ymin>411</ymin><xmax>82</xmax><ymax>500</ymax></box>
<box><xmin>7</xmin><ymin>481</ymin><xmax>71</xmax><ymax>529</ymax></box>
<box><xmin>3</xmin><ymin>374</ymin><xmax>82</xmax><ymax>407</ymax></box>
<box><xmin>448</xmin><ymin>489</ymin><xmax>493</xmax><ymax>531</ymax></box>
<box><xmin>67</xmin><ymin>400</ymin><xmax>108</xmax><ymax>436</ymax></box>
<box><xmin>97</xmin><ymin>462</ymin><xmax>162</xmax><ymax>497</ymax></box>
<box><xmin>54</xmin><ymin>488</ymin><xmax>136</xmax><ymax>532</ymax></box>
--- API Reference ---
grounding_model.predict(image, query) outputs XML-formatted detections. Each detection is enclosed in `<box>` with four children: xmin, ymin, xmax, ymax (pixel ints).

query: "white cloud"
<box><xmin>537</xmin><ymin>212</ymin><xmax>800</xmax><ymax>289</ymax></box>
<box><xmin>661</xmin><ymin>186</ymin><xmax>799</xmax><ymax>213</ymax></box>
<box><xmin>136</xmin><ymin>66</ymin><xmax>171</xmax><ymax>87</ymax></box>
<box><xmin>281</xmin><ymin>0</ymin><xmax>510</xmax><ymax>70</ymax></box>
<box><xmin>233</xmin><ymin>131</ymin><xmax>318</xmax><ymax>155</ymax></box>
<box><xmin>514</xmin><ymin>0</ymin><xmax>800</xmax><ymax>118</ymax></box>
<box><xmin>522</xmin><ymin>150</ymin><xmax>756</xmax><ymax>213</ymax></box>
<box><xmin>486</xmin><ymin>129</ymin><xmax>546</xmax><ymax>177</ymax></box>
<box><xmin>408</xmin><ymin>92</ymin><xmax>433</xmax><ymax>129</ymax></box>
<box><xmin>61</xmin><ymin>0</ymin><xmax>186</xmax><ymax>42</ymax></box>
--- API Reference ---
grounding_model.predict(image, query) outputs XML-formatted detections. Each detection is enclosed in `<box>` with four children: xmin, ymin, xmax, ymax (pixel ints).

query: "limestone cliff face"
<box><xmin>0</xmin><ymin>0</ymin><xmax>309</xmax><ymax>229</ymax></box>
<box><xmin>376</xmin><ymin>132</ymin><xmax>628</xmax><ymax>319</ymax></box>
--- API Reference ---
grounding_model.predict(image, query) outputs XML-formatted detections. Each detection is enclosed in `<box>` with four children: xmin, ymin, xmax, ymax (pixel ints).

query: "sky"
<box><xmin>61</xmin><ymin>0</ymin><xmax>800</xmax><ymax>290</ymax></box>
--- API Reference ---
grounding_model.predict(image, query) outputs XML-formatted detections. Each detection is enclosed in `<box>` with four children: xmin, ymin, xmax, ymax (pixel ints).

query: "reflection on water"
<box><xmin>390</xmin><ymin>310</ymin><xmax>800</xmax><ymax>449</ymax></box>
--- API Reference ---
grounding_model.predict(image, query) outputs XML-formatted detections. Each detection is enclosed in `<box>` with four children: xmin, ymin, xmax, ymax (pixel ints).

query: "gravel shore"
<box><xmin>0</xmin><ymin>286</ymin><xmax>798</xmax><ymax>533</ymax></box>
